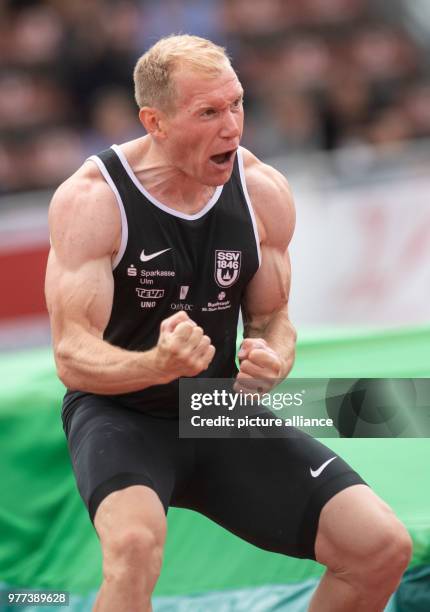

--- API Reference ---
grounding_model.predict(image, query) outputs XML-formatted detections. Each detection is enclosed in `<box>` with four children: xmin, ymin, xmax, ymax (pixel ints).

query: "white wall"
<box><xmin>269</xmin><ymin>142</ymin><xmax>430</xmax><ymax>327</ymax></box>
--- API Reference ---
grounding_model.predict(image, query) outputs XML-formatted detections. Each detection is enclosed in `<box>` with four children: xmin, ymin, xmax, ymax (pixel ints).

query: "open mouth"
<box><xmin>210</xmin><ymin>149</ymin><xmax>236</xmax><ymax>165</ymax></box>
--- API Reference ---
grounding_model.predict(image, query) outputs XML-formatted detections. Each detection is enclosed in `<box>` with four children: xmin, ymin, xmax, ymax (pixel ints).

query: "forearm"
<box><xmin>244</xmin><ymin>309</ymin><xmax>297</xmax><ymax>379</ymax></box>
<box><xmin>55</xmin><ymin>328</ymin><xmax>167</xmax><ymax>394</ymax></box>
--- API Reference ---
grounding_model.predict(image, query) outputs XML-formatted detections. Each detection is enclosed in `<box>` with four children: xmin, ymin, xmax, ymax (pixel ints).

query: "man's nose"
<box><xmin>220</xmin><ymin>110</ymin><xmax>241</xmax><ymax>139</ymax></box>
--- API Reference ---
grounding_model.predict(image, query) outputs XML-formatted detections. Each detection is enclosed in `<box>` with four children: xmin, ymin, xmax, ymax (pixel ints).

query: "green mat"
<box><xmin>1</xmin><ymin>325</ymin><xmax>429</xmax><ymax>610</ymax></box>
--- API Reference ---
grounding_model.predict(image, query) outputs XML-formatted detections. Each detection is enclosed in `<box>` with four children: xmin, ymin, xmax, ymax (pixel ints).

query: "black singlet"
<box><xmin>63</xmin><ymin>145</ymin><xmax>260</xmax><ymax>416</ymax></box>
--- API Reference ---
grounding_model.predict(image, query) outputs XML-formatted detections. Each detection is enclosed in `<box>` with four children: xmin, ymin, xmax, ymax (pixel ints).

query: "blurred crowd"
<box><xmin>1</xmin><ymin>0</ymin><xmax>429</xmax><ymax>193</ymax></box>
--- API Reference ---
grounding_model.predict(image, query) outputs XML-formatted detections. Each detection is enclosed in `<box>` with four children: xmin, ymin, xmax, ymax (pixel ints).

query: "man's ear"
<box><xmin>138</xmin><ymin>107</ymin><xmax>168</xmax><ymax>139</ymax></box>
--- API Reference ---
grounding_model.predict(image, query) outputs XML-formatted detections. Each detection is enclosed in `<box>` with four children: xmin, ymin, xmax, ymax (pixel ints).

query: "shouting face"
<box><xmin>157</xmin><ymin>65</ymin><xmax>244</xmax><ymax>186</ymax></box>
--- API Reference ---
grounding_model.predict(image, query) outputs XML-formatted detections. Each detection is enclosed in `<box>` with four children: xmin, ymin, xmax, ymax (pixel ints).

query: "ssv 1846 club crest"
<box><xmin>214</xmin><ymin>250</ymin><xmax>242</xmax><ymax>288</ymax></box>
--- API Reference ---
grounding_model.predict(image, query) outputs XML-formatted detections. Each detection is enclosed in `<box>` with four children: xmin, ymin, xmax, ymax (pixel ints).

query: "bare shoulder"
<box><xmin>49</xmin><ymin>160</ymin><xmax>121</xmax><ymax>267</ymax></box>
<box><xmin>241</xmin><ymin>147</ymin><xmax>295</xmax><ymax>246</ymax></box>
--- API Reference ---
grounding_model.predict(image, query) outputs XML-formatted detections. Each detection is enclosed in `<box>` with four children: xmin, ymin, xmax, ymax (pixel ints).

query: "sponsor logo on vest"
<box><xmin>127</xmin><ymin>264</ymin><xmax>137</xmax><ymax>276</ymax></box>
<box><xmin>140</xmin><ymin>301</ymin><xmax>156</xmax><ymax>308</ymax></box>
<box><xmin>139</xmin><ymin>269</ymin><xmax>176</xmax><ymax>285</ymax></box>
<box><xmin>215</xmin><ymin>250</ymin><xmax>241</xmax><ymax>288</ymax></box>
<box><xmin>135</xmin><ymin>288</ymin><xmax>165</xmax><ymax>299</ymax></box>
<box><xmin>140</xmin><ymin>269</ymin><xmax>175</xmax><ymax>277</ymax></box>
<box><xmin>202</xmin><ymin>295</ymin><xmax>231</xmax><ymax>312</ymax></box>
<box><xmin>179</xmin><ymin>285</ymin><xmax>190</xmax><ymax>300</ymax></box>
<box><xmin>140</xmin><ymin>248</ymin><xmax>172</xmax><ymax>262</ymax></box>
<box><xmin>170</xmin><ymin>302</ymin><xmax>194</xmax><ymax>311</ymax></box>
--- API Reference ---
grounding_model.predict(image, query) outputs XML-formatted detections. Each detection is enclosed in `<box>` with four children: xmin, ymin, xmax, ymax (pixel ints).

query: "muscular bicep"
<box><xmin>45</xmin><ymin>167</ymin><xmax>120</xmax><ymax>348</ymax></box>
<box><xmin>45</xmin><ymin>247</ymin><xmax>114</xmax><ymax>345</ymax></box>
<box><xmin>241</xmin><ymin>154</ymin><xmax>295</xmax><ymax>334</ymax></box>
<box><xmin>242</xmin><ymin>245</ymin><xmax>291</xmax><ymax>335</ymax></box>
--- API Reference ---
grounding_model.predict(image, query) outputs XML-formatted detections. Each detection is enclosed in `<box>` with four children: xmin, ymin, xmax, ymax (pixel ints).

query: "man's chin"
<box><xmin>205</xmin><ymin>157</ymin><xmax>235</xmax><ymax>185</ymax></box>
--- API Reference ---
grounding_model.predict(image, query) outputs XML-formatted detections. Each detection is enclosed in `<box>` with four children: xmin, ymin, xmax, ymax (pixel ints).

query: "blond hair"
<box><xmin>133</xmin><ymin>34</ymin><xmax>232</xmax><ymax>113</ymax></box>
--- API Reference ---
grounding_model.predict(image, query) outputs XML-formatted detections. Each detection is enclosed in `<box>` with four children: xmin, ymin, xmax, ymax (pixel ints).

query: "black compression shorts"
<box><xmin>61</xmin><ymin>393</ymin><xmax>367</xmax><ymax>560</ymax></box>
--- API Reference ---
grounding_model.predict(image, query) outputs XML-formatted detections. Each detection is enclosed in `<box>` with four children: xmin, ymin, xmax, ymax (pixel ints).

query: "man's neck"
<box><xmin>120</xmin><ymin>137</ymin><xmax>217</xmax><ymax>215</ymax></box>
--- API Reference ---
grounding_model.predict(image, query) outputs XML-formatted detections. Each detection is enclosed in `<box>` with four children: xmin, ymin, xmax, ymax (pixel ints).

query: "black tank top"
<box><xmin>64</xmin><ymin>145</ymin><xmax>260</xmax><ymax>416</ymax></box>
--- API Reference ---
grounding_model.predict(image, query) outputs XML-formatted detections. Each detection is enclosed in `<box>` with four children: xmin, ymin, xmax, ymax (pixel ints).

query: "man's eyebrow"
<box><xmin>232</xmin><ymin>89</ymin><xmax>244</xmax><ymax>101</ymax></box>
<box><xmin>194</xmin><ymin>91</ymin><xmax>244</xmax><ymax>109</ymax></box>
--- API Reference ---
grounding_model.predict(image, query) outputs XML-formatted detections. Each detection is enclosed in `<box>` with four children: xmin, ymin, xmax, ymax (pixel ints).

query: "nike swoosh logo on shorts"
<box><xmin>140</xmin><ymin>248</ymin><xmax>171</xmax><ymax>262</ymax></box>
<box><xmin>310</xmin><ymin>456</ymin><xmax>337</xmax><ymax>478</ymax></box>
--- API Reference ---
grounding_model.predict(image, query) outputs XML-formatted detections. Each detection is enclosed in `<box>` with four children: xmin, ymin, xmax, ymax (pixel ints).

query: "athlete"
<box><xmin>45</xmin><ymin>35</ymin><xmax>412</xmax><ymax>612</ymax></box>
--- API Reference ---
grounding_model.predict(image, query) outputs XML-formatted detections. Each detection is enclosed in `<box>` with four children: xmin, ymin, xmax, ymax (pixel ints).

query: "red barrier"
<box><xmin>0</xmin><ymin>244</ymin><xmax>49</xmax><ymax>319</ymax></box>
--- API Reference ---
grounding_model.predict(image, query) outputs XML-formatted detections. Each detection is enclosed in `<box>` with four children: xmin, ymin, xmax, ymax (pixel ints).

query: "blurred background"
<box><xmin>0</xmin><ymin>3</ymin><xmax>430</xmax><ymax>611</ymax></box>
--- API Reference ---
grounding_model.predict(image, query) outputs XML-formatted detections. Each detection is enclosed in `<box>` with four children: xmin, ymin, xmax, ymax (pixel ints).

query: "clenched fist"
<box><xmin>234</xmin><ymin>337</ymin><xmax>283</xmax><ymax>393</ymax></box>
<box><xmin>154</xmin><ymin>311</ymin><xmax>215</xmax><ymax>383</ymax></box>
